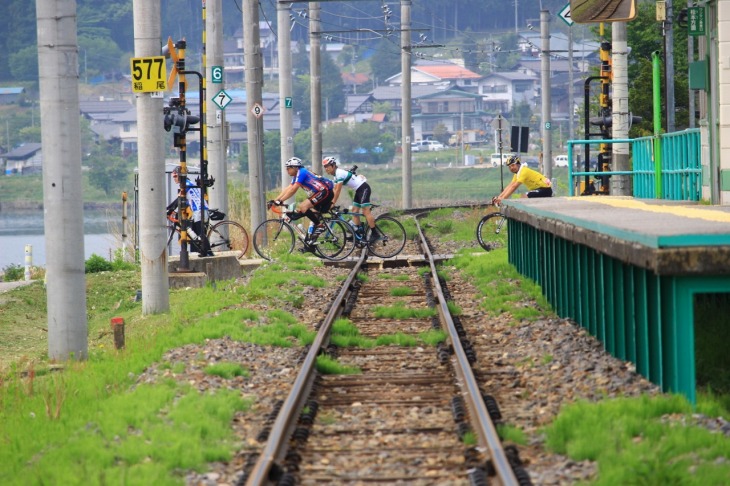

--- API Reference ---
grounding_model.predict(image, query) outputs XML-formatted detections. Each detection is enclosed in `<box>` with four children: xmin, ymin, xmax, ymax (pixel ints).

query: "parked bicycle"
<box><xmin>253</xmin><ymin>203</ymin><xmax>356</xmax><ymax>261</ymax></box>
<box><xmin>328</xmin><ymin>205</ymin><xmax>407</xmax><ymax>259</ymax></box>
<box><xmin>167</xmin><ymin>208</ymin><xmax>249</xmax><ymax>259</ymax></box>
<box><xmin>476</xmin><ymin>202</ymin><xmax>508</xmax><ymax>251</ymax></box>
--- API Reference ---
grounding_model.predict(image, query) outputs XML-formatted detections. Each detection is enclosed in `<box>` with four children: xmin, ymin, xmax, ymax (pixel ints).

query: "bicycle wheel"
<box><xmin>367</xmin><ymin>215</ymin><xmax>406</xmax><ymax>259</ymax></box>
<box><xmin>207</xmin><ymin>220</ymin><xmax>250</xmax><ymax>259</ymax></box>
<box><xmin>315</xmin><ymin>219</ymin><xmax>356</xmax><ymax>260</ymax></box>
<box><xmin>253</xmin><ymin>219</ymin><xmax>295</xmax><ymax>260</ymax></box>
<box><xmin>476</xmin><ymin>212</ymin><xmax>508</xmax><ymax>251</ymax></box>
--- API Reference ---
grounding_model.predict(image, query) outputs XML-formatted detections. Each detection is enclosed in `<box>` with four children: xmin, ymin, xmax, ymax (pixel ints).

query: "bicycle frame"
<box><xmin>270</xmin><ymin>206</ymin><xmax>326</xmax><ymax>250</ymax></box>
<box><xmin>326</xmin><ymin>208</ymin><xmax>365</xmax><ymax>245</ymax></box>
<box><xmin>167</xmin><ymin>212</ymin><xmax>205</xmax><ymax>251</ymax></box>
<box><xmin>167</xmin><ymin>208</ymin><xmax>250</xmax><ymax>258</ymax></box>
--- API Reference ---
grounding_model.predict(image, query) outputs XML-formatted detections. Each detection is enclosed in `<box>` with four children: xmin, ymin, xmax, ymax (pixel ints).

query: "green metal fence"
<box><xmin>508</xmin><ymin>216</ymin><xmax>730</xmax><ymax>405</ymax></box>
<box><xmin>568</xmin><ymin>129</ymin><xmax>702</xmax><ymax>200</ymax></box>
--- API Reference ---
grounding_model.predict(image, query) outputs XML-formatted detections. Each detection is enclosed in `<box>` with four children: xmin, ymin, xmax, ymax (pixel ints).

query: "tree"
<box><xmin>87</xmin><ymin>141</ymin><xmax>133</xmax><ymax>196</ymax></box>
<box><xmin>323</xmin><ymin>123</ymin><xmax>357</xmax><ymax>157</ymax></box>
<box><xmin>293</xmin><ymin>75</ymin><xmax>311</xmax><ymax>129</ymax></box>
<box><xmin>9</xmin><ymin>46</ymin><xmax>38</xmax><ymax>82</ymax></box>
<box><xmin>369</xmin><ymin>39</ymin><xmax>400</xmax><ymax>86</ymax></box>
<box><xmin>373</xmin><ymin>101</ymin><xmax>392</xmax><ymax>115</ymax></box>
<box><xmin>292</xmin><ymin>54</ymin><xmax>345</xmax><ymax>126</ymax></box>
<box><xmin>262</xmin><ymin>131</ymin><xmax>283</xmax><ymax>190</ymax></box>
<box><xmin>511</xmin><ymin>101</ymin><xmax>533</xmax><ymax>128</ymax></box>
<box><xmin>433</xmin><ymin>124</ymin><xmax>449</xmax><ymax>145</ymax></box>
<box><xmin>292</xmin><ymin>40</ymin><xmax>310</xmax><ymax>76</ymax></box>
<box><xmin>320</xmin><ymin>48</ymin><xmax>346</xmax><ymax>119</ymax></box>
<box><xmin>625</xmin><ymin>1</ymin><xmax>690</xmax><ymax>135</ymax></box>
<box><xmin>78</xmin><ymin>36</ymin><xmax>124</xmax><ymax>81</ymax></box>
<box><xmin>0</xmin><ymin>0</ymin><xmax>37</xmax><ymax>81</ymax></box>
<box><xmin>18</xmin><ymin>126</ymin><xmax>41</xmax><ymax>144</ymax></box>
<box><xmin>293</xmin><ymin>129</ymin><xmax>312</xmax><ymax>166</ymax></box>
<box><xmin>238</xmin><ymin>131</ymin><xmax>288</xmax><ymax>191</ymax></box>
<box><xmin>324</xmin><ymin>122</ymin><xmax>395</xmax><ymax>165</ymax></box>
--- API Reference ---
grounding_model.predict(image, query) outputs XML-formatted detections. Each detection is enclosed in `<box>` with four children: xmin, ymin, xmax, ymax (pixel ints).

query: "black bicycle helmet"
<box><xmin>506</xmin><ymin>155</ymin><xmax>520</xmax><ymax>166</ymax></box>
<box><xmin>285</xmin><ymin>157</ymin><xmax>303</xmax><ymax>168</ymax></box>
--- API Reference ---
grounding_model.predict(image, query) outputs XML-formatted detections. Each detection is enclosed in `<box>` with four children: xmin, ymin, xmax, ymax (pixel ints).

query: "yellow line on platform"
<box><xmin>569</xmin><ymin>197</ymin><xmax>730</xmax><ymax>223</ymax></box>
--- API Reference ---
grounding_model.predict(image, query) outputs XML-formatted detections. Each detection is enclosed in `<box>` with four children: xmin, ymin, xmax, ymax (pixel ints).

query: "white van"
<box><xmin>415</xmin><ymin>140</ymin><xmax>445</xmax><ymax>152</ymax></box>
<box><xmin>554</xmin><ymin>155</ymin><xmax>569</xmax><ymax>167</ymax></box>
<box><xmin>490</xmin><ymin>153</ymin><xmax>516</xmax><ymax>167</ymax></box>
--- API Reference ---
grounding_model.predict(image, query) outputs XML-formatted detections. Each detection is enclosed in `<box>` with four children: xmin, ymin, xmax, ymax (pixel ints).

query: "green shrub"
<box><xmin>110</xmin><ymin>250</ymin><xmax>137</xmax><ymax>271</ymax></box>
<box><xmin>2</xmin><ymin>264</ymin><xmax>24</xmax><ymax>282</ymax></box>
<box><xmin>85</xmin><ymin>254</ymin><xmax>113</xmax><ymax>273</ymax></box>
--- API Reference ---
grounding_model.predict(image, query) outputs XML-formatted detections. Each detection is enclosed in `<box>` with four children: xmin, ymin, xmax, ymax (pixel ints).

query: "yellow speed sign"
<box><xmin>130</xmin><ymin>56</ymin><xmax>168</xmax><ymax>92</ymax></box>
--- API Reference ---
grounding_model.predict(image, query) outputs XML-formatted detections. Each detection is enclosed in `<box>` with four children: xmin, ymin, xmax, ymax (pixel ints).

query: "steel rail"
<box><xmin>414</xmin><ymin>214</ymin><xmax>520</xmax><ymax>486</ymax></box>
<box><xmin>247</xmin><ymin>212</ymin><xmax>519</xmax><ymax>485</ymax></box>
<box><xmin>244</xmin><ymin>248</ymin><xmax>367</xmax><ymax>485</ymax></box>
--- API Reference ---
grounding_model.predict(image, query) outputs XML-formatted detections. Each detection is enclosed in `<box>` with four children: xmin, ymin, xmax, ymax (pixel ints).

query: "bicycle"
<box><xmin>476</xmin><ymin>202</ymin><xmax>508</xmax><ymax>252</ymax></box>
<box><xmin>327</xmin><ymin>205</ymin><xmax>407</xmax><ymax>259</ymax></box>
<box><xmin>166</xmin><ymin>208</ymin><xmax>249</xmax><ymax>259</ymax></box>
<box><xmin>252</xmin><ymin>203</ymin><xmax>355</xmax><ymax>261</ymax></box>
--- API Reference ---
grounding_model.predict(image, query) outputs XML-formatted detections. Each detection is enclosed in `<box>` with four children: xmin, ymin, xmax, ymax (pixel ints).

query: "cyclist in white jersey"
<box><xmin>322</xmin><ymin>156</ymin><xmax>377</xmax><ymax>241</ymax></box>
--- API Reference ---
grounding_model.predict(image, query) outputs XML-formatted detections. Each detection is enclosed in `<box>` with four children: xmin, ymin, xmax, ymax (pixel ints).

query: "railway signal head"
<box><xmin>163</xmin><ymin>110</ymin><xmax>199</xmax><ymax>134</ymax></box>
<box><xmin>163</xmin><ymin>98</ymin><xmax>199</xmax><ymax>134</ymax></box>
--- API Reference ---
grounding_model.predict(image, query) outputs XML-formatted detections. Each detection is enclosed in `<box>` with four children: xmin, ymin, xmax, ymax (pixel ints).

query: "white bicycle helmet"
<box><xmin>285</xmin><ymin>157</ymin><xmax>303</xmax><ymax>168</ymax></box>
<box><xmin>322</xmin><ymin>156</ymin><xmax>337</xmax><ymax>167</ymax></box>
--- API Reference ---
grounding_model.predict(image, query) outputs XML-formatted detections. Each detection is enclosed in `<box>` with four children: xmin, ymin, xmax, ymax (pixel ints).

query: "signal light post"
<box><xmin>163</xmin><ymin>39</ymin><xmax>206</xmax><ymax>271</ymax></box>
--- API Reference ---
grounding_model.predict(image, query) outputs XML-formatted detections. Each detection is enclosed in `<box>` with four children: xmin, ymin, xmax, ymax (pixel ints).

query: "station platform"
<box><xmin>502</xmin><ymin>197</ymin><xmax>730</xmax><ymax>404</ymax></box>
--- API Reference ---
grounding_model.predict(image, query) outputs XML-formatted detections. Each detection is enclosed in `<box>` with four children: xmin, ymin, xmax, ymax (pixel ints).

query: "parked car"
<box><xmin>554</xmin><ymin>155</ymin><xmax>569</xmax><ymax>167</ymax></box>
<box><xmin>412</xmin><ymin>140</ymin><xmax>445</xmax><ymax>152</ymax></box>
<box><xmin>429</xmin><ymin>140</ymin><xmax>446</xmax><ymax>151</ymax></box>
<box><xmin>490</xmin><ymin>153</ymin><xmax>516</xmax><ymax>167</ymax></box>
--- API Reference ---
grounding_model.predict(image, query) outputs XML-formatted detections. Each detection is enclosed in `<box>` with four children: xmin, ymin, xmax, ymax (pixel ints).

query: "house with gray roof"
<box><xmin>412</xmin><ymin>88</ymin><xmax>491</xmax><ymax>141</ymax></box>
<box><xmin>79</xmin><ymin>99</ymin><xmax>138</xmax><ymax>154</ymax></box>
<box><xmin>0</xmin><ymin>87</ymin><xmax>26</xmax><ymax>105</ymax></box>
<box><xmin>3</xmin><ymin>143</ymin><xmax>42</xmax><ymax>175</ymax></box>
<box><xmin>369</xmin><ymin>84</ymin><xmax>443</xmax><ymax>123</ymax></box>
<box><xmin>479</xmin><ymin>71</ymin><xmax>538</xmax><ymax>113</ymax></box>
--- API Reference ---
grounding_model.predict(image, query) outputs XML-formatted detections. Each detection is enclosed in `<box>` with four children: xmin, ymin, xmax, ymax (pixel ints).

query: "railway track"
<box><xmin>242</xmin><ymin>214</ymin><xmax>531</xmax><ymax>485</ymax></box>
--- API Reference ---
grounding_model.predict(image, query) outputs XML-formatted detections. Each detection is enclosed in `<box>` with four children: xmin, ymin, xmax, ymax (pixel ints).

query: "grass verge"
<box><xmin>1</xmin><ymin>206</ymin><xmax>728</xmax><ymax>484</ymax></box>
<box><xmin>0</xmin><ymin>253</ymin><xmax>328</xmax><ymax>484</ymax></box>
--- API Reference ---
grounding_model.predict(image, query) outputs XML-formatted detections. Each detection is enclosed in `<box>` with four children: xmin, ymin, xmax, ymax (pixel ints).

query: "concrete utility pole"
<box><xmin>540</xmin><ymin>9</ymin><xmax>552</xmax><ymax>180</ymax></box>
<box><xmin>133</xmin><ymin>0</ymin><xmax>169</xmax><ymax>314</ymax></box>
<box><xmin>37</xmin><ymin>0</ymin><xmax>88</xmax><ymax>360</ymax></box>
<box><xmin>611</xmin><ymin>22</ymin><xmax>631</xmax><ymax>196</ymax></box>
<box><xmin>278</xmin><ymin>1</ymin><xmax>295</xmax><ymax>190</ymax></box>
<box><xmin>401</xmin><ymin>0</ymin><xmax>412</xmax><ymax>209</ymax></box>
<box><xmin>310</xmin><ymin>3</ymin><xmax>322</xmax><ymax>172</ymax></box>
<box><xmin>206</xmin><ymin>0</ymin><xmax>228</xmax><ymax>218</ymax></box>
<box><xmin>243</xmin><ymin>0</ymin><xmax>266</xmax><ymax>231</ymax></box>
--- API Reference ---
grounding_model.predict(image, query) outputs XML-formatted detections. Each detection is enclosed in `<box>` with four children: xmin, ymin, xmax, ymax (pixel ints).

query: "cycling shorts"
<box><xmin>352</xmin><ymin>183</ymin><xmax>372</xmax><ymax>208</ymax></box>
<box><xmin>526</xmin><ymin>187</ymin><xmax>553</xmax><ymax>198</ymax></box>
<box><xmin>310</xmin><ymin>188</ymin><xmax>334</xmax><ymax>212</ymax></box>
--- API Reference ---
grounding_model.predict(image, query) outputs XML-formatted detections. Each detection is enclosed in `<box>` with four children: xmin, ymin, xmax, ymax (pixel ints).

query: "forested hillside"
<box><xmin>0</xmin><ymin>0</ymin><xmax>569</xmax><ymax>83</ymax></box>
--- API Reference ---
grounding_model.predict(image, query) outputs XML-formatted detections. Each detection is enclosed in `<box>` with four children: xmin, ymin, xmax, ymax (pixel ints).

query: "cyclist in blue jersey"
<box><xmin>268</xmin><ymin>157</ymin><xmax>334</xmax><ymax>251</ymax></box>
<box><xmin>168</xmin><ymin>166</ymin><xmax>212</xmax><ymax>256</ymax></box>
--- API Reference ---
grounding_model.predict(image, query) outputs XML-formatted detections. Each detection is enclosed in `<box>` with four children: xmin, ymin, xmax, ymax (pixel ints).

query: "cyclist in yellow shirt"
<box><xmin>493</xmin><ymin>155</ymin><xmax>553</xmax><ymax>204</ymax></box>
